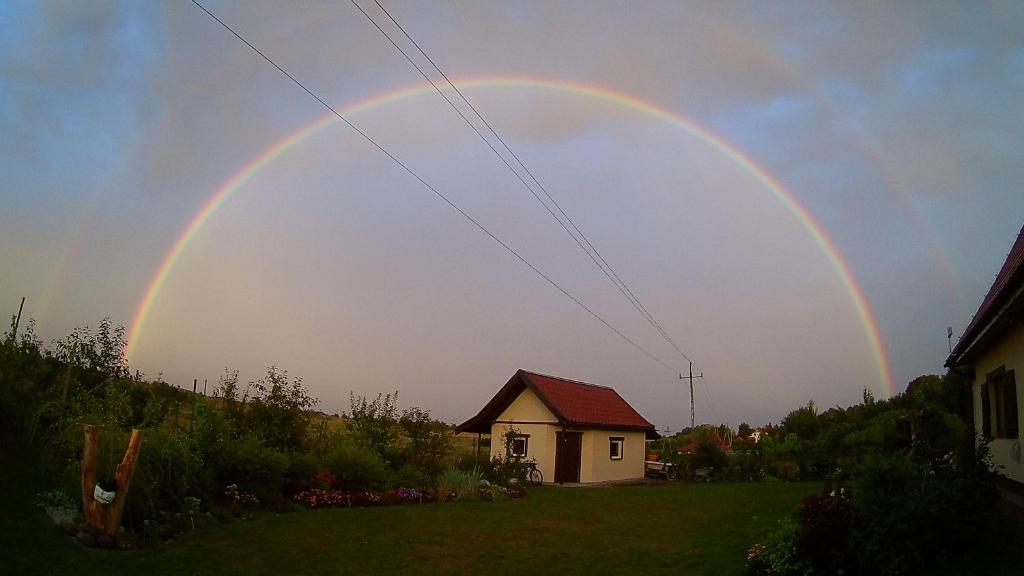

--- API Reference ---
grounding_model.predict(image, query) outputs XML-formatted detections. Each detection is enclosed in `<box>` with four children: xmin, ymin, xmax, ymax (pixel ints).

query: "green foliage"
<box><xmin>746</xmin><ymin>518</ymin><xmax>810</xmax><ymax>576</ymax></box>
<box><xmin>349</xmin><ymin>391</ymin><xmax>399</xmax><ymax>457</ymax></box>
<box><xmin>125</xmin><ymin>426</ymin><xmax>203</xmax><ymax>529</ymax></box>
<box><xmin>748</xmin><ymin>372</ymin><xmax>1001</xmax><ymax>575</ymax></box>
<box><xmin>219</xmin><ymin>436</ymin><xmax>291</xmax><ymax>502</ymax></box>
<box><xmin>244</xmin><ymin>366</ymin><xmax>317</xmax><ymax>452</ymax></box>
<box><xmin>398</xmin><ymin>407</ymin><xmax>453</xmax><ymax>477</ymax></box>
<box><xmin>693</xmin><ymin>437</ymin><xmax>729</xmax><ymax>471</ymax></box>
<box><xmin>322</xmin><ymin>432</ymin><xmax>390</xmax><ymax>492</ymax></box>
<box><xmin>483</xmin><ymin>455</ymin><xmax>528</xmax><ymax>486</ymax></box>
<box><xmin>780</xmin><ymin>401</ymin><xmax>820</xmax><ymax>441</ymax></box>
<box><xmin>436</xmin><ymin>466</ymin><xmax>484</xmax><ymax>501</ymax></box>
<box><xmin>391</xmin><ymin>464</ymin><xmax>434</xmax><ymax>491</ymax></box>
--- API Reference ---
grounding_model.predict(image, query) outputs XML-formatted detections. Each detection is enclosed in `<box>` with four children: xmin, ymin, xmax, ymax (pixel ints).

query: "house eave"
<box><xmin>945</xmin><ymin>281</ymin><xmax>1024</xmax><ymax>369</ymax></box>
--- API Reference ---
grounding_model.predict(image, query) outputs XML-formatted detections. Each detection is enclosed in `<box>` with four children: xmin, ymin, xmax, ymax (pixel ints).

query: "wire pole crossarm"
<box><xmin>679</xmin><ymin>361</ymin><xmax>703</xmax><ymax>429</ymax></box>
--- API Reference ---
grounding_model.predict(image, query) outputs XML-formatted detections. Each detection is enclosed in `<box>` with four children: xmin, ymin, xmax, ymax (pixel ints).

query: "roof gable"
<box><xmin>494</xmin><ymin>386</ymin><xmax>558</xmax><ymax>424</ymax></box>
<box><xmin>457</xmin><ymin>370</ymin><xmax>656</xmax><ymax>436</ymax></box>
<box><xmin>947</xmin><ymin>223</ymin><xmax>1024</xmax><ymax>367</ymax></box>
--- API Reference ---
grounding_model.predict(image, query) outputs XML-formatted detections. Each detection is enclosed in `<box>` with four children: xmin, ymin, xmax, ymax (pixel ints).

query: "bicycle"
<box><xmin>524</xmin><ymin>459</ymin><xmax>544</xmax><ymax>485</ymax></box>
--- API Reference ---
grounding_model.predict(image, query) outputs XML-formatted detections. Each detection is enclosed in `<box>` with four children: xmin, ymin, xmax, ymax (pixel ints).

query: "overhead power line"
<box><xmin>189</xmin><ymin>0</ymin><xmax>677</xmax><ymax>373</ymax></box>
<box><xmin>354</xmin><ymin>0</ymin><xmax>696</xmax><ymax>367</ymax></box>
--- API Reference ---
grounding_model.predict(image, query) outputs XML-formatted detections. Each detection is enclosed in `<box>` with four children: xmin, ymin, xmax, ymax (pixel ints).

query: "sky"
<box><xmin>2</xmin><ymin>1</ymin><xmax>1023</xmax><ymax>431</ymax></box>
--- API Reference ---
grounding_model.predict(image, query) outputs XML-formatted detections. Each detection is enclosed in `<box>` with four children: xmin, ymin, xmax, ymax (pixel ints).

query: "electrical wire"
<box><xmin>189</xmin><ymin>0</ymin><xmax>678</xmax><ymax>374</ymax></box>
<box><xmin>356</xmin><ymin>0</ymin><xmax>696</xmax><ymax>367</ymax></box>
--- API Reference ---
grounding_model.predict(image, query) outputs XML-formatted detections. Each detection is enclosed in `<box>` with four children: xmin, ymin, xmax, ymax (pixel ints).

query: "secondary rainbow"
<box><xmin>125</xmin><ymin>76</ymin><xmax>895</xmax><ymax>397</ymax></box>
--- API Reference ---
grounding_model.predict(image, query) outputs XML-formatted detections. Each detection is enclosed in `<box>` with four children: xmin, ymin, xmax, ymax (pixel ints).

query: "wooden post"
<box><xmin>81</xmin><ymin>425</ymin><xmax>143</xmax><ymax>536</ymax></box>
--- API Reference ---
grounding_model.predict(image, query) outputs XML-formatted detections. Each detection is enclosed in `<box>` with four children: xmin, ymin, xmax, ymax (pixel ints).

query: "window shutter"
<box><xmin>1005</xmin><ymin>370</ymin><xmax>1019</xmax><ymax>439</ymax></box>
<box><xmin>981</xmin><ymin>382</ymin><xmax>991</xmax><ymax>439</ymax></box>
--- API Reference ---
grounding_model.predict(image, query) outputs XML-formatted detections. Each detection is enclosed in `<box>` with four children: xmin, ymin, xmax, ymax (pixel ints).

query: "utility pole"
<box><xmin>680</xmin><ymin>361</ymin><xmax>703</xmax><ymax>430</ymax></box>
<box><xmin>947</xmin><ymin>326</ymin><xmax>953</xmax><ymax>354</ymax></box>
<box><xmin>11</xmin><ymin>296</ymin><xmax>25</xmax><ymax>342</ymax></box>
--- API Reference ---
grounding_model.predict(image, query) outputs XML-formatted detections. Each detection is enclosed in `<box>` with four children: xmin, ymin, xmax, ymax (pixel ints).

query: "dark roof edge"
<box><xmin>946</xmin><ymin>223</ymin><xmax>1024</xmax><ymax>367</ymax></box>
<box><xmin>945</xmin><ymin>280</ymin><xmax>1024</xmax><ymax>368</ymax></box>
<box><xmin>518</xmin><ymin>369</ymin><xmax>614</xmax><ymax>390</ymax></box>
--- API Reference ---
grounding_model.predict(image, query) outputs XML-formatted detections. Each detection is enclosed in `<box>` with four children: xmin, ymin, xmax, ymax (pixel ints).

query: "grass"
<box><xmin>6</xmin><ymin>444</ymin><xmax>1022</xmax><ymax>576</ymax></box>
<box><xmin>4</xmin><ymin>445</ymin><xmax>812</xmax><ymax>576</ymax></box>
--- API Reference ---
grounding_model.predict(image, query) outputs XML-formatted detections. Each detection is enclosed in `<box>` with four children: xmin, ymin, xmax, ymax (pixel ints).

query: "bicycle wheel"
<box><xmin>528</xmin><ymin>467</ymin><xmax>543</xmax><ymax>485</ymax></box>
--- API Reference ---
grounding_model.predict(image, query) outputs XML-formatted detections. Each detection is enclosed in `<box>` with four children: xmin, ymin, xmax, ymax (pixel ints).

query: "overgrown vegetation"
<box><xmin>743</xmin><ymin>374</ymin><xmax>999</xmax><ymax>575</ymax></box>
<box><xmin>0</xmin><ymin>316</ymin><xmax>472</xmax><ymax>546</ymax></box>
<box><xmin>0</xmin><ymin>314</ymin><xmax>1008</xmax><ymax>571</ymax></box>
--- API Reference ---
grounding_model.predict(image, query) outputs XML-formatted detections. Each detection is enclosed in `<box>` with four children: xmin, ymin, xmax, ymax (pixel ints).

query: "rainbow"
<box><xmin>125</xmin><ymin>76</ymin><xmax>895</xmax><ymax>397</ymax></box>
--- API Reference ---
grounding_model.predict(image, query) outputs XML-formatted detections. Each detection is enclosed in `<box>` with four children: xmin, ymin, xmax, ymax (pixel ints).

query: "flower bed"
<box><xmin>293</xmin><ymin>487</ymin><xmax>429</xmax><ymax>509</ymax></box>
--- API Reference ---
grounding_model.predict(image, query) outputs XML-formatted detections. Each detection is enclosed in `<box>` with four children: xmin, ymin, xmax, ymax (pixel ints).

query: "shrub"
<box><xmin>792</xmin><ymin>491</ymin><xmax>852</xmax><ymax>573</ymax></box>
<box><xmin>322</xmin><ymin>435</ymin><xmax>390</xmax><ymax>492</ymax></box>
<box><xmin>349</xmin><ymin>391</ymin><xmax>398</xmax><ymax>458</ymax></box>
<box><xmin>391</xmin><ymin>464</ymin><xmax>433</xmax><ymax>491</ymax></box>
<box><xmin>692</xmin><ymin>438</ymin><xmax>728</xmax><ymax>472</ymax></box>
<box><xmin>746</xmin><ymin>518</ymin><xmax>809</xmax><ymax>576</ymax></box>
<box><xmin>482</xmin><ymin>455</ymin><xmax>527</xmax><ymax>486</ymax></box>
<box><xmin>285</xmin><ymin>451</ymin><xmax>320</xmax><ymax>495</ymax></box>
<box><xmin>219</xmin><ymin>436</ymin><xmax>290</xmax><ymax>502</ymax></box>
<box><xmin>398</xmin><ymin>407</ymin><xmax>453</xmax><ymax>477</ymax></box>
<box><xmin>436</xmin><ymin>466</ymin><xmax>483</xmax><ymax>501</ymax></box>
<box><xmin>244</xmin><ymin>366</ymin><xmax>317</xmax><ymax>452</ymax></box>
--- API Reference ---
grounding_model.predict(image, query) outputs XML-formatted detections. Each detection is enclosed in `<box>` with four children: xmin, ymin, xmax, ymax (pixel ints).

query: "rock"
<box><xmin>95</xmin><ymin>533</ymin><xmax>115</xmax><ymax>549</ymax></box>
<box><xmin>60</xmin><ymin>522</ymin><xmax>79</xmax><ymax>536</ymax></box>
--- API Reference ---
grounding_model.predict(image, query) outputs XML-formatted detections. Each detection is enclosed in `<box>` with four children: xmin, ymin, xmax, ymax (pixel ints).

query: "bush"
<box><xmin>126</xmin><ymin>426</ymin><xmax>203</xmax><ymax>529</ymax></box>
<box><xmin>746</xmin><ymin>518</ymin><xmax>809</xmax><ymax>576</ymax></box>
<box><xmin>398</xmin><ymin>407</ymin><xmax>453</xmax><ymax>477</ymax></box>
<box><xmin>349</xmin><ymin>391</ymin><xmax>398</xmax><ymax>458</ymax></box>
<box><xmin>244</xmin><ymin>366</ymin><xmax>317</xmax><ymax>452</ymax></box>
<box><xmin>693</xmin><ymin>438</ymin><xmax>728</xmax><ymax>472</ymax></box>
<box><xmin>285</xmin><ymin>451</ymin><xmax>320</xmax><ymax>495</ymax></box>
<box><xmin>847</xmin><ymin>439</ymin><xmax>998</xmax><ymax>573</ymax></box>
<box><xmin>219</xmin><ymin>436</ymin><xmax>290</xmax><ymax>502</ymax></box>
<box><xmin>482</xmin><ymin>455</ymin><xmax>527</xmax><ymax>486</ymax></box>
<box><xmin>391</xmin><ymin>464</ymin><xmax>433</xmax><ymax>491</ymax></box>
<box><xmin>322</xmin><ymin>434</ymin><xmax>390</xmax><ymax>492</ymax></box>
<box><xmin>436</xmin><ymin>466</ymin><xmax>483</xmax><ymax>501</ymax></box>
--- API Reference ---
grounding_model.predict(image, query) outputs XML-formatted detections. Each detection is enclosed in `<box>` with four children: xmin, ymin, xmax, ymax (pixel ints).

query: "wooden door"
<box><xmin>554</xmin><ymin>431</ymin><xmax>582</xmax><ymax>483</ymax></box>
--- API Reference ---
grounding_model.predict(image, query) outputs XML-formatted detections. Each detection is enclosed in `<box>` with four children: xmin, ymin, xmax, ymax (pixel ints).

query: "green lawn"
<box><xmin>3</xmin><ymin>446</ymin><xmax>813</xmax><ymax>576</ymax></box>
<box><xmin>4</xmin><ymin>445</ymin><xmax>1022</xmax><ymax>576</ymax></box>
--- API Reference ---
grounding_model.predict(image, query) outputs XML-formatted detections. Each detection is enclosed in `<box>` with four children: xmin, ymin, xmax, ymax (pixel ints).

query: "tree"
<box><xmin>245</xmin><ymin>366</ymin><xmax>317</xmax><ymax>451</ymax></box>
<box><xmin>398</xmin><ymin>407</ymin><xmax>452</xmax><ymax>476</ymax></box>
<box><xmin>349</xmin><ymin>391</ymin><xmax>399</xmax><ymax>457</ymax></box>
<box><xmin>738</xmin><ymin>422</ymin><xmax>753</xmax><ymax>439</ymax></box>
<box><xmin>781</xmin><ymin>400</ymin><xmax>821</xmax><ymax>440</ymax></box>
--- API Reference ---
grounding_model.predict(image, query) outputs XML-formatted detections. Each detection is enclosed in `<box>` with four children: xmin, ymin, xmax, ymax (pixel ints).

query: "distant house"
<box><xmin>457</xmin><ymin>370</ymin><xmax>658</xmax><ymax>484</ymax></box>
<box><xmin>945</xmin><ymin>223</ymin><xmax>1024</xmax><ymax>491</ymax></box>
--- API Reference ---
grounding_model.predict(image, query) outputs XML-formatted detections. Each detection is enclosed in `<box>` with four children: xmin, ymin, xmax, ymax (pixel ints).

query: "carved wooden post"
<box><xmin>81</xmin><ymin>425</ymin><xmax>143</xmax><ymax>536</ymax></box>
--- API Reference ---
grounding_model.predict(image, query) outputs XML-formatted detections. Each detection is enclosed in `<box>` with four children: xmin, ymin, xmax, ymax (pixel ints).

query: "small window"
<box><xmin>609</xmin><ymin>437</ymin><xmax>624</xmax><ymax>460</ymax></box>
<box><xmin>984</xmin><ymin>367</ymin><xmax>1019</xmax><ymax>439</ymax></box>
<box><xmin>508</xmin><ymin>435</ymin><xmax>529</xmax><ymax>459</ymax></box>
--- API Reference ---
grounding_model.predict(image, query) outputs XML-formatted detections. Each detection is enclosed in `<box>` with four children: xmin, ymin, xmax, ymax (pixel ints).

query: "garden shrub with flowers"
<box><xmin>293</xmin><ymin>487</ymin><xmax>430</xmax><ymax>509</ymax></box>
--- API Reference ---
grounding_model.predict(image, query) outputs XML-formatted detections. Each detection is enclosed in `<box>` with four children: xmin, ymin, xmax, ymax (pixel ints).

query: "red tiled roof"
<box><xmin>521</xmin><ymin>371</ymin><xmax>654</xmax><ymax>430</ymax></box>
<box><xmin>456</xmin><ymin>369</ymin><xmax>657</xmax><ymax>436</ymax></box>
<box><xmin>947</xmin><ymin>223</ymin><xmax>1024</xmax><ymax>367</ymax></box>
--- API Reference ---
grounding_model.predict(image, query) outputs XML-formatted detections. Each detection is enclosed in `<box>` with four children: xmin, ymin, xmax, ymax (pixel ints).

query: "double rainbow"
<box><xmin>125</xmin><ymin>76</ymin><xmax>894</xmax><ymax>397</ymax></box>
